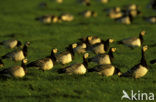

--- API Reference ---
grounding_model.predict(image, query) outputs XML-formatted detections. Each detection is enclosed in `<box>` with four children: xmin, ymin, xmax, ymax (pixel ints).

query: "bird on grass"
<box><xmin>26</xmin><ymin>48</ymin><xmax>57</xmax><ymax>71</ymax></box>
<box><xmin>56</xmin><ymin>43</ymin><xmax>77</xmax><ymax>65</ymax></box>
<box><xmin>120</xmin><ymin>45</ymin><xmax>148</xmax><ymax>79</ymax></box>
<box><xmin>88</xmin><ymin>47</ymin><xmax>116</xmax><ymax>65</ymax></box>
<box><xmin>0</xmin><ymin>39</ymin><xmax>22</xmax><ymax>49</ymax></box>
<box><xmin>87</xmin><ymin>38</ymin><xmax>114</xmax><ymax>54</ymax></box>
<box><xmin>0</xmin><ymin>42</ymin><xmax>30</xmax><ymax>66</ymax></box>
<box><xmin>143</xmin><ymin>16</ymin><xmax>156</xmax><ymax>24</ymax></box>
<box><xmin>58</xmin><ymin>53</ymin><xmax>89</xmax><ymax>75</ymax></box>
<box><xmin>0</xmin><ymin>59</ymin><xmax>28</xmax><ymax>78</ymax></box>
<box><xmin>117</xmin><ymin>30</ymin><xmax>146</xmax><ymax>48</ymax></box>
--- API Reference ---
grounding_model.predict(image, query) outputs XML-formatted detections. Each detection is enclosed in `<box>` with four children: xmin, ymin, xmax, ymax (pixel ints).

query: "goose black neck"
<box><xmin>103</xmin><ymin>39</ymin><xmax>110</xmax><ymax>52</ymax></box>
<box><xmin>83</xmin><ymin>57</ymin><xmax>88</xmax><ymax>68</ymax></box>
<box><xmin>140</xmin><ymin>48</ymin><xmax>147</xmax><ymax>67</ymax></box>
<box><xmin>139</xmin><ymin>33</ymin><xmax>144</xmax><ymax>45</ymax></box>
<box><xmin>66</xmin><ymin>46</ymin><xmax>75</xmax><ymax>57</ymax></box>
<box><xmin>21</xmin><ymin>61</ymin><xmax>27</xmax><ymax>73</ymax></box>
<box><xmin>50</xmin><ymin>51</ymin><xmax>56</xmax><ymax>62</ymax></box>
<box><xmin>23</xmin><ymin>45</ymin><xmax>28</xmax><ymax>57</ymax></box>
<box><xmin>108</xmin><ymin>49</ymin><xmax>114</xmax><ymax>62</ymax></box>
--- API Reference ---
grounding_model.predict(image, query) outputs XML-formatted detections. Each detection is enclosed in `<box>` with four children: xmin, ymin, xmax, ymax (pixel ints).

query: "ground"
<box><xmin>0</xmin><ymin>0</ymin><xmax>156</xmax><ymax>102</ymax></box>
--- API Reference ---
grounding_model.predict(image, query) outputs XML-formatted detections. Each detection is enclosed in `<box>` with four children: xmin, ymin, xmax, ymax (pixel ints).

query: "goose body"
<box><xmin>59</xmin><ymin>53</ymin><xmax>88</xmax><ymax>75</ymax></box>
<box><xmin>0</xmin><ymin>59</ymin><xmax>27</xmax><ymax>78</ymax></box>
<box><xmin>144</xmin><ymin>16</ymin><xmax>156</xmax><ymax>24</ymax></box>
<box><xmin>88</xmin><ymin>39</ymin><xmax>114</xmax><ymax>54</ymax></box>
<box><xmin>73</xmin><ymin>43</ymin><xmax>87</xmax><ymax>54</ymax></box>
<box><xmin>26</xmin><ymin>48</ymin><xmax>57</xmax><ymax>71</ymax></box>
<box><xmin>60</xmin><ymin>13</ymin><xmax>74</xmax><ymax>22</ymax></box>
<box><xmin>118</xmin><ymin>31</ymin><xmax>145</xmax><ymax>48</ymax></box>
<box><xmin>56</xmin><ymin>44</ymin><xmax>76</xmax><ymax>65</ymax></box>
<box><xmin>121</xmin><ymin>45</ymin><xmax>148</xmax><ymax>78</ymax></box>
<box><xmin>89</xmin><ymin>64</ymin><xmax>121</xmax><ymax>77</ymax></box>
<box><xmin>0</xmin><ymin>39</ymin><xmax>22</xmax><ymax>49</ymax></box>
<box><xmin>116</xmin><ymin>16</ymin><xmax>132</xmax><ymax>24</ymax></box>
<box><xmin>36</xmin><ymin>15</ymin><xmax>52</xmax><ymax>24</ymax></box>
<box><xmin>88</xmin><ymin>47</ymin><xmax>116</xmax><ymax>64</ymax></box>
<box><xmin>1</xmin><ymin>42</ymin><xmax>30</xmax><ymax>62</ymax></box>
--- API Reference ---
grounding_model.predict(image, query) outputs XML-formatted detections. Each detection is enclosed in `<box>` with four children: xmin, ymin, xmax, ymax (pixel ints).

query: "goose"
<box><xmin>120</xmin><ymin>45</ymin><xmax>148</xmax><ymax>78</ymax></box>
<box><xmin>88</xmin><ymin>64</ymin><xmax>122</xmax><ymax>77</ymax></box>
<box><xmin>56</xmin><ymin>0</ymin><xmax>63</xmax><ymax>3</ymax></box>
<box><xmin>0</xmin><ymin>42</ymin><xmax>30</xmax><ymax>64</ymax></box>
<box><xmin>58</xmin><ymin>53</ymin><xmax>89</xmax><ymax>75</ymax></box>
<box><xmin>60</xmin><ymin>13</ymin><xmax>74</xmax><ymax>22</ymax></box>
<box><xmin>73</xmin><ymin>42</ymin><xmax>87</xmax><ymax>54</ymax></box>
<box><xmin>80</xmin><ymin>10</ymin><xmax>97</xmax><ymax>18</ymax></box>
<box><xmin>87</xmin><ymin>38</ymin><xmax>114</xmax><ymax>54</ymax></box>
<box><xmin>26</xmin><ymin>48</ymin><xmax>57</xmax><ymax>71</ymax></box>
<box><xmin>35</xmin><ymin>15</ymin><xmax>52</xmax><ymax>24</ymax></box>
<box><xmin>117</xmin><ymin>30</ymin><xmax>146</xmax><ymax>48</ymax></box>
<box><xmin>0</xmin><ymin>59</ymin><xmax>27</xmax><ymax>78</ymax></box>
<box><xmin>0</xmin><ymin>39</ymin><xmax>22</xmax><ymax>49</ymax></box>
<box><xmin>51</xmin><ymin>16</ymin><xmax>61</xmax><ymax>23</ymax></box>
<box><xmin>56</xmin><ymin>43</ymin><xmax>77</xmax><ymax>65</ymax></box>
<box><xmin>115</xmin><ymin>13</ymin><xmax>133</xmax><ymax>24</ymax></box>
<box><xmin>79</xmin><ymin>36</ymin><xmax>101</xmax><ymax>46</ymax></box>
<box><xmin>100</xmin><ymin>0</ymin><xmax>109</xmax><ymax>4</ymax></box>
<box><xmin>143</xmin><ymin>16</ymin><xmax>156</xmax><ymax>24</ymax></box>
<box><xmin>88</xmin><ymin>47</ymin><xmax>116</xmax><ymax>65</ymax></box>
<box><xmin>108</xmin><ymin>7</ymin><xmax>123</xmax><ymax>19</ymax></box>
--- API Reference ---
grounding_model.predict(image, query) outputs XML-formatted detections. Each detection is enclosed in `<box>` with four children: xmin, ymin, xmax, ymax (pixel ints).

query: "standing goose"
<box><xmin>115</xmin><ymin>13</ymin><xmax>133</xmax><ymax>25</ymax></box>
<box><xmin>58</xmin><ymin>53</ymin><xmax>89</xmax><ymax>75</ymax></box>
<box><xmin>0</xmin><ymin>42</ymin><xmax>30</xmax><ymax>65</ymax></box>
<box><xmin>26</xmin><ymin>48</ymin><xmax>57</xmax><ymax>71</ymax></box>
<box><xmin>88</xmin><ymin>47</ymin><xmax>116</xmax><ymax>65</ymax></box>
<box><xmin>0</xmin><ymin>59</ymin><xmax>28</xmax><ymax>78</ymax></box>
<box><xmin>120</xmin><ymin>45</ymin><xmax>148</xmax><ymax>78</ymax></box>
<box><xmin>88</xmin><ymin>64</ymin><xmax>122</xmax><ymax>77</ymax></box>
<box><xmin>87</xmin><ymin>38</ymin><xmax>114</xmax><ymax>54</ymax></box>
<box><xmin>56</xmin><ymin>43</ymin><xmax>77</xmax><ymax>65</ymax></box>
<box><xmin>0</xmin><ymin>39</ymin><xmax>22</xmax><ymax>49</ymax></box>
<box><xmin>117</xmin><ymin>30</ymin><xmax>146</xmax><ymax>48</ymax></box>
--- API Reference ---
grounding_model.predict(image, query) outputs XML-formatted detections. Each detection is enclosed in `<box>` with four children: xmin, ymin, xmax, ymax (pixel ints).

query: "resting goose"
<box><xmin>143</xmin><ymin>16</ymin><xmax>156</xmax><ymax>24</ymax></box>
<box><xmin>88</xmin><ymin>47</ymin><xmax>116</xmax><ymax>65</ymax></box>
<box><xmin>88</xmin><ymin>64</ymin><xmax>122</xmax><ymax>77</ymax></box>
<box><xmin>56</xmin><ymin>43</ymin><xmax>77</xmax><ymax>65</ymax></box>
<box><xmin>73</xmin><ymin>42</ymin><xmax>87</xmax><ymax>54</ymax></box>
<box><xmin>108</xmin><ymin>7</ymin><xmax>123</xmax><ymax>19</ymax></box>
<box><xmin>87</xmin><ymin>38</ymin><xmax>114</xmax><ymax>54</ymax></box>
<box><xmin>60</xmin><ymin>13</ymin><xmax>74</xmax><ymax>22</ymax></box>
<box><xmin>26</xmin><ymin>48</ymin><xmax>57</xmax><ymax>71</ymax></box>
<box><xmin>35</xmin><ymin>15</ymin><xmax>52</xmax><ymax>24</ymax></box>
<box><xmin>58</xmin><ymin>53</ymin><xmax>89</xmax><ymax>75</ymax></box>
<box><xmin>0</xmin><ymin>39</ymin><xmax>22</xmax><ymax>49</ymax></box>
<box><xmin>0</xmin><ymin>42</ymin><xmax>30</xmax><ymax>65</ymax></box>
<box><xmin>120</xmin><ymin>45</ymin><xmax>148</xmax><ymax>78</ymax></box>
<box><xmin>0</xmin><ymin>59</ymin><xmax>27</xmax><ymax>78</ymax></box>
<box><xmin>79</xmin><ymin>36</ymin><xmax>101</xmax><ymax>46</ymax></box>
<box><xmin>117</xmin><ymin>30</ymin><xmax>146</xmax><ymax>48</ymax></box>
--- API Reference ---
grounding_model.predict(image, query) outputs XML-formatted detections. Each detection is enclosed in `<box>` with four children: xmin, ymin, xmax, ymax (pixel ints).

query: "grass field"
<box><xmin>0</xmin><ymin>0</ymin><xmax>156</xmax><ymax>102</ymax></box>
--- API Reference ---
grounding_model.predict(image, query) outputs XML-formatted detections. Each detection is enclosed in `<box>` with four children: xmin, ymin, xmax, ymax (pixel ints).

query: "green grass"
<box><xmin>0</xmin><ymin>0</ymin><xmax>156</xmax><ymax>102</ymax></box>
